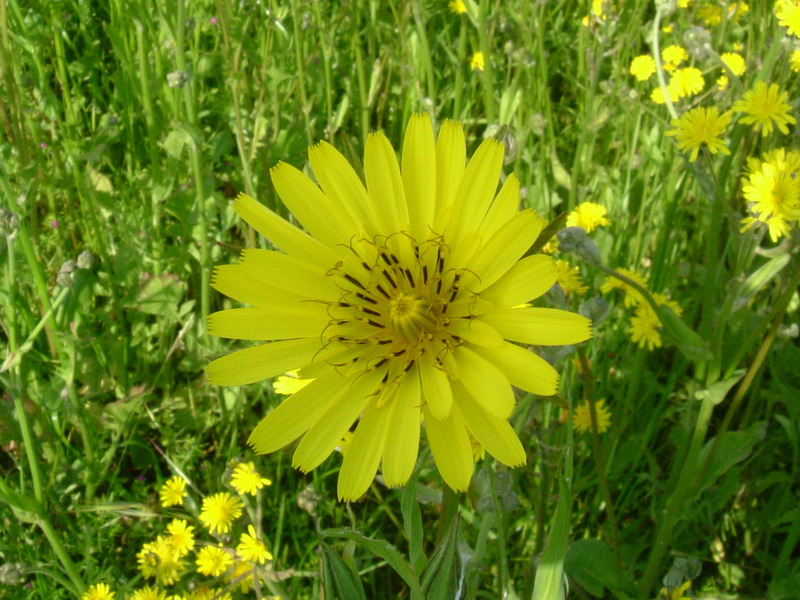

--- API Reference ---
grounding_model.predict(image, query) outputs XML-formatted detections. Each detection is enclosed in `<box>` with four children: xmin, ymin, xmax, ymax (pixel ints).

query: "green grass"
<box><xmin>2</xmin><ymin>0</ymin><xmax>800</xmax><ymax>598</ymax></box>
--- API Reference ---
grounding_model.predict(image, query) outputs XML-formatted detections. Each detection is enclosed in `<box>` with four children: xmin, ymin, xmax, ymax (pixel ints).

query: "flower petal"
<box><xmin>453</xmin><ymin>345</ymin><xmax>515</xmax><ymax>419</ymax></box>
<box><xmin>480</xmin><ymin>172</ymin><xmax>522</xmax><ymax>237</ymax></box>
<box><xmin>232</xmin><ymin>193</ymin><xmax>338</xmax><ymax>269</ymax></box>
<box><xmin>423</xmin><ymin>406</ymin><xmax>473</xmax><ymax>492</ymax></box>
<box><xmin>419</xmin><ymin>356</ymin><xmax>453</xmax><ymax>420</ymax></box>
<box><xmin>208</xmin><ymin>306</ymin><xmax>328</xmax><ymax>340</ymax></box>
<box><xmin>434</xmin><ymin>120</ymin><xmax>466</xmax><ymax>228</ymax></box>
<box><xmin>447</xmin><ymin>318</ymin><xmax>504</xmax><ymax>347</ymax></box>
<box><xmin>480</xmin><ymin>254</ymin><xmax>558</xmax><ymax>308</ymax></box>
<box><xmin>402</xmin><ymin>114</ymin><xmax>437</xmax><ymax>239</ymax></box>
<box><xmin>292</xmin><ymin>368</ymin><xmax>386</xmax><ymax>472</ymax></box>
<box><xmin>205</xmin><ymin>338</ymin><xmax>320</xmax><ymax>386</ymax></box>
<box><xmin>248</xmin><ymin>369</ymin><xmax>345</xmax><ymax>453</ymax></box>
<box><xmin>382</xmin><ymin>367</ymin><xmax>422</xmax><ymax>487</ymax></box>
<box><xmin>473</xmin><ymin>342</ymin><xmax>559</xmax><ymax>396</ymax></box>
<box><xmin>454</xmin><ymin>382</ymin><xmax>526</xmax><ymax>467</ymax></box>
<box><xmin>365</xmin><ymin>131</ymin><xmax>409</xmax><ymax>233</ymax></box>
<box><xmin>482</xmin><ymin>307</ymin><xmax>592</xmax><ymax>345</ymax></box>
<box><xmin>338</xmin><ymin>401</ymin><xmax>390</xmax><ymax>501</ymax></box>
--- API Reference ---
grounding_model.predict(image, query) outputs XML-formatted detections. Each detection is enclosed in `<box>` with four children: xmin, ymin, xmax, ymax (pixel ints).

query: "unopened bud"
<box><xmin>77</xmin><ymin>250</ymin><xmax>95</xmax><ymax>270</ymax></box>
<box><xmin>557</xmin><ymin>226</ymin><xmax>602</xmax><ymax>266</ymax></box>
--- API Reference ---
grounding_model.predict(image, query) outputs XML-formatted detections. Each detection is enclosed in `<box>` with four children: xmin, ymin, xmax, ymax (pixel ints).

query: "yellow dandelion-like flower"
<box><xmin>199</xmin><ymin>493</ymin><xmax>243</xmax><ymax>534</ymax></box>
<box><xmin>671</xmin><ymin>67</ymin><xmax>704</xmax><ymax>98</ymax></box>
<box><xmin>237</xmin><ymin>525</ymin><xmax>273</xmax><ymax>564</ymax></box>
<box><xmin>573</xmin><ymin>399</ymin><xmax>612</xmax><ymax>434</ymax></box>
<box><xmin>741</xmin><ymin>151</ymin><xmax>800</xmax><ymax>241</ymax></box>
<box><xmin>677</xmin><ymin>0</ymin><xmax>690</xmax><ymax>7</ymax></box>
<box><xmin>159</xmin><ymin>476</ymin><xmax>187</xmax><ymax>508</ymax></box>
<box><xmin>470</xmin><ymin>51</ymin><xmax>485</xmax><ymax>71</ymax></box>
<box><xmin>190</xmin><ymin>587</ymin><xmax>232</xmax><ymax>600</ymax></box>
<box><xmin>629</xmin><ymin>304</ymin><xmax>662</xmax><ymax>350</ymax></box>
<box><xmin>729</xmin><ymin>2</ymin><xmax>749</xmax><ymax>19</ymax></box>
<box><xmin>662</xmin><ymin>45</ymin><xmax>688</xmax><ymax>71</ymax></box>
<box><xmin>273</xmin><ymin>370</ymin><xmax>313</xmax><ymax>395</ymax></box>
<box><xmin>166</xmin><ymin>519</ymin><xmax>195</xmax><ymax>557</ymax></box>
<box><xmin>652</xmin><ymin>292</ymin><xmax>683</xmax><ymax>317</ymax></box>
<box><xmin>630</xmin><ymin>55</ymin><xmax>656</xmax><ymax>81</ymax></box>
<box><xmin>196</xmin><ymin>545</ymin><xmax>234</xmax><ymax>577</ymax></box>
<box><xmin>661</xmin><ymin>581</ymin><xmax>692</xmax><ymax>600</ymax></box>
<box><xmin>205</xmin><ymin>114</ymin><xmax>592</xmax><ymax>500</ymax></box>
<box><xmin>554</xmin><ymin>260</ymin><xmax>588</xmax><ymax>295</ymax></box>
<box><xmin>650</xmin><ymin>85</ymin><xmax>678</xmax><ymax>105</ymax></box>
<box><xmin>227</xmin><ymin>560</ymin><xmax>259</xmax><ymax>593</ymax></box>
<box><xmin>665</xmin><ymin>106</ymin><xmax>733</xmax><ymax>162</ymax></box>
<box><xmin>129</xmin><ymin>585</ymin><xmax>167</xmax><ymax>600</ymax></box>
<box><xmin>230</xmin><ymin>461</ymin><xmax>272</xmax><ymax>495</ymax></box>
<box><xmin>776</xmin><ymin>0</ymin><xmax>800</xmax><ymax>36</ymax></box>
<box><xmin>82</xmin><ymin>584</ymin><xmax>115</xmax><ymax>600</ymax></box>
<box><xmin>733</xmin><ymin>81</ymin><xmax>797</xmax><ymax>136</ymax></box>
<box><xmin>791</xmin><ymin>49</ymin><xmax>800</xmax><ymax>72</ymax></box>
<box><xmin>566</xmin><ymin>201</ymin><xmax>610</xmax><ymax>233</ymax></box>
<box><xmin>600</xmin><ymin>268</ymin><xmax>648</xmax><ymax>307</ymax></box>
<box><xmin>137</xmin><ymin>536</ymin><xmax>185</xmax><ymax>586</ymax></box>
<box><xmin>721</xmin><ymin>52</ymin><xmax>745</xmax><ymax>76</ymax></box>
<box><xmin>698</xmin><ymin>3</ymin><xmax>723</xmax><ymax>25</ymax></box>
<box><xmin>448</xmin><ymin>0</ymin><xmax>467</xmax><ymax>14</ymax></box>
<box><xmin>717</xmin><ymin>75</ymin><xmax>730</xmax><ymax>90</ymax></box>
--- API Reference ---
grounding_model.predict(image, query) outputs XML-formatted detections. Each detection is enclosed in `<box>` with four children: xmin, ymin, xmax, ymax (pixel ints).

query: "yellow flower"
<box><xmin>717</xmin><ymin>75</ymin><xmax>730</xmax><ymax>90</ymax></box>
<box><xmin>448</xmin><ymin>0</ymin><xmax>467</xmax><ymax>14</ymax></box>
<box><xmin>273</xmin><ymin>370</ymin><xmax>312</xmax><ymax>395</ymax></box>
<box><xmin>721</xmin><ymin>52</ymin><xmax>745</xmax><ymax>76</ymax></box>
<box><xmin>196</xmin><ymin>545</ymin><xmax>234</xmax><ymax>577</ymax></box>
<box><xmin>661</xmin><ymin>581</ymin><xmax>692</xmax><ymax>600</ymax></box>
<box><xmin>206</xmin><ymin>114</ymin><xmax>591</xmax><ymax>500</ymax></box>
<box><xmin>630</xmin><ymin>55</ymin><xmax>656</xmax><ymax>81</ymax></box>
<box><xmin>82</xmin><ymin>584</ymin><xmax>115</xmax><ymax>600</ymax></box>
<box><xmin>741</xmin><ymin>149</ymin><xmax>800</xmax><ymax>241</ymax></box>
<box><xmin>237</xmin><ymin>525</ymin><xmax>273</xmax><ymax>564</ymax></box>
<box><xmin>600</xmin><ymin>268</ymin><xmax>648</xmax><ymax>307</ymax></box>
<box><xmin>733</xmin><ymin>81</ymin><xmax>796</xmax><ymax>136</ymax></box>
<box><xmin>130</xmin><ymin>586</ymin><xmax>167</xmax><ymax>600</ymax></box>
<box><xmin>137</xmin><ymin>536</ymin><xmax>186</xmax><ymax>586</ymax></box>
<box><xmin>650</xmin><ymin>85</ymin><xmax>678</xmax><ymax>105</ymax></box>
<box><xmin>227</xmin><ymin>560</ymin><xmax>259</xmax><ymax>593</ymax></box>
<box><xmin>566</xmin><ymin>201</ymin><xmax>610</xmax><ymax>233</ymax></box>
<box><xmin>665</xmin><ymin>106</ymin><xmax>733</xmax><ymax>162</ymax></box>
<box><xmin>671</xmin><ymin>67</ymin><xmax>704</xmax><ymax>98</ymax></box>
<box><xmin>662</xmin><ymin>45</ymin><xmax>688</xmax><ymax>71</ymax></box>
<box><xmin>554</xmin><ymin>260</ymin><xmax>588</xmax><ymax>295</ymax></box>
<box><xmin>189</xmin><ymin>587</ymin><xmax>232</xmax><ymax>600</ymax></box>
<box><xmin>791</xmin><ymin>49</ymin><xmax>800</xmax><ymax>72</ymax></box>
<box><xmin>573</xmin><ymin>399</ymin><xmax>611</xmax><ymax>434</ymax></box>
<box><xmin>470</xmin><ymin>51</ymin><xmax>485</xmax><ymax>71</ymax></box>
<box><xmin>166</xmin><ymin>519</ymin><xmax>195</xmax><ymax>557</ymax></box>
<box><xmin>159</xmin><ymin>476</ymin><xmax>187</xmax><ymax>508</ymax></box>
<box><xmin>230</xmin><ymin>461</ymin><xmax>272</xmax><ymax>495</ymax></box>
<box><xmin>629</xmin><ymin>304</ymin><xmax>662</xmax><ymax>350</ymax></box>
<box><xmin>199</xmin><ymin>493</ymin><xmax>243</xmax><ymax>534</ymax></box>
<box><xmin>776</xmin><ymin>0</ymin><xmax>800</xmax><ymax>36</ymax></box>
<box><xmin>677</xmin><ymin>0</ymin><xmax>690</xmax><ymax>7</ymax></box>
<box><xmin>698</xmin><ymin>3</ymin><xmax>722</xmax><ymax>25</ymax></box>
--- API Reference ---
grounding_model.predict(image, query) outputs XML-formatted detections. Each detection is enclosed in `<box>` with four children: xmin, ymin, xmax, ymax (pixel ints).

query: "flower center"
<box><xmin>389</xmin><ymin>293</ymin><xmax>437</xmax><ymax>342</ymax></box>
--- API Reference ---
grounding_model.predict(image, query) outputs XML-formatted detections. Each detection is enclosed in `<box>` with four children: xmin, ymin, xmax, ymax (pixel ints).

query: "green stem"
<box><xmin>38</xmin><ymin>516</ymin><xmax>85</xmax><ymax>594</ymax></box>
<box><xmin>487</xmin><ymin>466</ymin><xmax>510</xmax><ymax>595</ymax></box>
<box><xmin>477</xmin><ymin>0</ymin><xmax>496</xmax><ymax>122</ymax></box>
<box><xmin>289</xmin><ymin>0</ymin><xmax>313</xmax><ymax>145</ymax></box>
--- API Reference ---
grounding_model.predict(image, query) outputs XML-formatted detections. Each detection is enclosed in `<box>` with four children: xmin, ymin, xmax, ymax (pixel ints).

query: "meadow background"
<box><xmin>2</xmin><ymin>0</ymin><xmax>800</xmax><ymax>598</ymax></box>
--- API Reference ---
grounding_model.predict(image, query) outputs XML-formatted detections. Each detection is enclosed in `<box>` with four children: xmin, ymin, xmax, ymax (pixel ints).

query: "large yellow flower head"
<box><xmin>207</xmin><ymin>114</ymin><xmax>592</xmax><ymax>500</ymax></box>
<box><xmin>776</xmin><ymin>0</ymin><xmax>800</xmax><ymax>36</ymax></box>
<box><xmin>733</xmin><ymin>81</ymin><xmax>797</xmax><ymax>137</ymax></box>
<box><xmin>666</xmin><ymin>106</ymin><xmax>733</xmax><ymax>162</ymax></box>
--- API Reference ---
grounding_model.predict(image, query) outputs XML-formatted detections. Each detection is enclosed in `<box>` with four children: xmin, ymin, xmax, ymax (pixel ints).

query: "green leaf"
<box><xmin>400</xmin><ymin>470</ymin><xmax>426</xmax><ymax>575</ymax></box>
<box><xmin>734</xmin><ymin>253</ymin><xmax>791</xmax><ymax>312</ymax></box>
<box><xmin>655</xmin><ymin>303</ymin><xmax>714</xmax><ymax>362</ymax></box>
<box><xmin>420</xmin><ymin>514</ymin><xmax>460</xmax><ymax>600</ymax></box>
<box><xmin>133</xmin><ymin>273</ymin><xmax>186</xmax><ymax>318</ymax></box>
<box><xmin>694</xmin><ymin>370</ymin><xmax>745</xmax><ymax>405</ymax></box>
<box><xmin>564</xmin><ymin>539</ymin><xmax>622</xmax><ymax>598</ymax></box>
<box><xmin>322</xmin><ymin>528</ymin><xmax>424</xmax><ymax>600</ymax></box>
<box><xmin>532</xmin><ymin>476</ymin><xmax>571</xmax><ymax>600</ymax></box>
<box><xmin>527</xmin><ymin>212</ymin><xmax>567</xmax><ymax>255</ymax></box>
<box><xmin>697</xmin><ymin>422</ymin><xmax>766</xmax><ymax>490</ymax></box>
<box><xmin>321</xmin><ymin>542</ymin><xmax>367</xmax><ymax>600</ymax></box>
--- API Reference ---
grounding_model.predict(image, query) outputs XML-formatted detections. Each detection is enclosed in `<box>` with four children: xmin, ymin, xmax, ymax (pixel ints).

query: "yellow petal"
<box><xmin>483</xmin><ymin>307</ymin><xmax>592</xmax><ymax>345</ymax></box>
<box><xmin>469</xmin><ymin>209</ymin><xmax>545</xmax><ymax>291</ymax></box>
<box><xmin>453</xmin><ymin>383</ymin><xmax>526</xmax><ymax>467</ymax></box>
<box><xmin>447</xmin><ymin>319</ymin><xmax>504</xmax><ymax>347</ymax></box>
<box><xmin>473</xmin><ymin>342</ymin><xmax>559</xmax><ymax>396</ymax></box>
<box><xmin>453</xmin><ymin>345</ymin><xmax>515</xmax><ymax>419</ymax></box>
<box><xmin>208</xmin><ymin>306</ymin><xmax>327</xmax><ymax>340</ymax></box>
<box><xmin>364</xmin><ymin>131</ymin><xmax>409</xmax><ymax>233</ymax></box>
<box><xmin>434</xmin><ymin>120</ymin><xmax>466</xmax><ymax>229</ymax></box>
<box><xmin>338</xmin><ymin>402</ymin><xmax>390</xmax><ymax>501</ymax></box>
<box><xmin>232</xmin><ymin>193</ymin><xmax>338</xmax><ymax>269</ymax></box>
<box><xmin>423</xmin><ymin>406</ymin><xmax>473</xmax><ymax>492</ymax></box>
<box><xmin>205</xmin><ymin>338</ymin><xmax>320</xmax><ymax>386</ymax></box>
<box><xmin>480</xmin><ymin>254</ymin><xmax>557</xmax><ymax>308</ymax></box>
<box><xmin>402</xmin><ymin>113</ymin><xmax>436</xmax><ymax>239</ymax></box>
<box><xmin>480</xmin><ymin>172</ymin><xmax>521</xmax><ymax>237</ymax></box>
<box><xmin>308</xmin><ymin>141</ymin><xmax>375</xmax><ymax>232</ymax></box>
<box><xmin>292</xmin><ymin>368</ymin><xmax>386</xmax><ymax>472</ymax></box>
<box><xmin>382</xmin><ymin>367</ymin><xmax>422</xmax><ymax>487</ymax></box>
<box><xmin>271</xmin><ymin>162</ymin><xmax>355</xmax><ymax>246</ymax></box>
<box><xmin>212</xmin><ymin>264</ymin><xmax>306</xmax><ymax>307</ymax></box>
<box><xmin>234</xmin><ymin>248</ymin><xmax>339</xmax><ymax>300</ymax></box>
<box><xmin>248</xmin><ymin>368</ymin><xmax>345</xmax><ymax>453</ymax></box>
<box><xmin>419</xmin><ymin>357</ymin><xmax>453</xmax><ymax>420</ymax></box>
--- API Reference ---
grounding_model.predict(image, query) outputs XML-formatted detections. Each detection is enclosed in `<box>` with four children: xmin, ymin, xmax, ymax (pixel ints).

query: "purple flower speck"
<box><xmin>40</xmin><ymin>142</ymin><xmax>47</xmax><ymax>149</ymax></box>
<box><xmin>50</xmin><ymin>219</ymin><xmax>59</xmax><ymax>228</ymax></box>
<box><xmin>210</xmin><ymin>17</ymin><xmax>217</xmax><ymax>24</ymax></box>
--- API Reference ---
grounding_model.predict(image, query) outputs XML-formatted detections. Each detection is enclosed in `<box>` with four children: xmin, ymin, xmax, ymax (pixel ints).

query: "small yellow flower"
<box><xmin>671</xmin><ymin>67</ymin><xmax>704</xmax><ymax>98</ymax></box>
<box><xmin>776</xmin><ymin>0</ymin><xmax>800</xmax><ymax>36</ymax></box>
<box><xmin>448</xmin><ymin>0</ymin><xmax>467</xmax><ymax>14</ymax></box>
<box><xmin>554</xmin><ymin>260</ymin><xmax>588</xmax><ymax>295</ymax></box>
<box><xmin>190</xmin><ymin>587</ymin><xmax>232</xmax><ymax>600</ymax></box>
<box><xmin>721</xmin><ymin>52</ymin><xmax>746</xmax><ymax>76</ymax></box>
<box><xmin>196</xmin><ymin>545</ymin><xmax>234</xmax><ymax>577</ymax></box>
<box><xmin>677</xmin><ymin>0</ymin><xmax>690</xmax><ymax>7</ymax></box>
<box><xmin>82</xmin><ymin>583</ymin><xmax>115</xmax><ymax>600</ymax></box>
<box><xmin>733</xmin><ymin>81</ymin><xmax>796</xmax><ymax>136</ymax></box>
<box><xmin>470</xmin><ymin>51</ymin><xmax>485</xmax><ymax>71</ymax></box>
<box><xmin>230</xmin><ymin>461</ymin><xmax>272</xmax><ymax>495</ymax></box>
<box><xmin>600</xmin><ymin>268</ymin><xmax>648</xmax><ymax>307</ymax></box>
<box><xmin>129</xmin><ymin>585</ymin><xmax>168</xmax><ymax>600</ymax></box>
<box><xmin>630</xmin><ymin>55</ymin><xmax>656</xmax><ymax>81</ymax></box>
<box><xmin>273</xmin><ymin>370</ymin><xmax>313</xmax><ymax>395</ymax></box>
<box><xmin>227</xmin><ymin>560</ymin><xmax>259</xmax><ymax>593</ymax></box>
<box><xmin>666</xmin><ymin>106</ymin><xmax>733</xmax><ymax>162</ymax></box>
<box><xmin>199</xmin><ymin>492</ymin><xmax>243</xmax><ymax>535</ymax></box>
<box><xmin>566</xmin><ymin>201</ymin><xmax>610</xmax><ymax>233</ymax></box>
<box><xmin>698</xmin><ymin>3</ymin><xmax>723</xmax><ymax>25</ymax></box>
<box><xmin>650</xmin><ymin>85</ymin><xmax>677</xmax><ymax>105</ymax></box>
<box><xmin>717</xmin><ymin>75</ymin><xmax>730</xmax><ymax>90</ymax></box>
<box><xmin>629</xmin><ymin>304</ymin><xmax>662</xmax><ymax>350</ymax></box>
<box><xmin>237</xmin><ymin>525</ymin><xmax>273</xmax><ymax>564</ymax></box>
<box><xmin>137</xmin><ymin>536</ymin><xmax>186</xmax><ymax>586</ymax></box>
<box><xmin>741</xmin><ymin>149</ymin><xmax>800</xmax><ymax>241</ymax></box>
<box><xmin>662</xmin><ymin>45</ymin><xmax>688</xmax><ymax>71</ymax></box>
<box><xmin>791</xmin><ymin>49</ymin><xmax>800</xmax><ymax>72</ymax></box>
<box><xmin>159</xmin><ymin>476</ymin><xmax>187</xmax><ymax>508</ymax></box>
<box><xmin>661</xmin><ymin>580</ymin><xmax>692</xmax><ymax>600</ymax></box>
<box><xmin>166</xmin><ymin>519</ymin><xmax>195</xmax><ymax>557</ymax></box>
<box><xmin>573</xmin><ymin>399</ymin><xmax>612</xmax><ymax>434</ymax></box>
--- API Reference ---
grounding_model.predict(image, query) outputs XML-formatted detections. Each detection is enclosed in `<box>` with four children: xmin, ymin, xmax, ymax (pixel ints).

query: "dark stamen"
<box><xmin>356</xmin><ymin>292</ymin><xmax>377</xmax><ymax>305</ymax></box>
<box><xmin>344</xmin><ymin>274</ymin><xmax>366</xmax><ymax>290</ymax></box>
